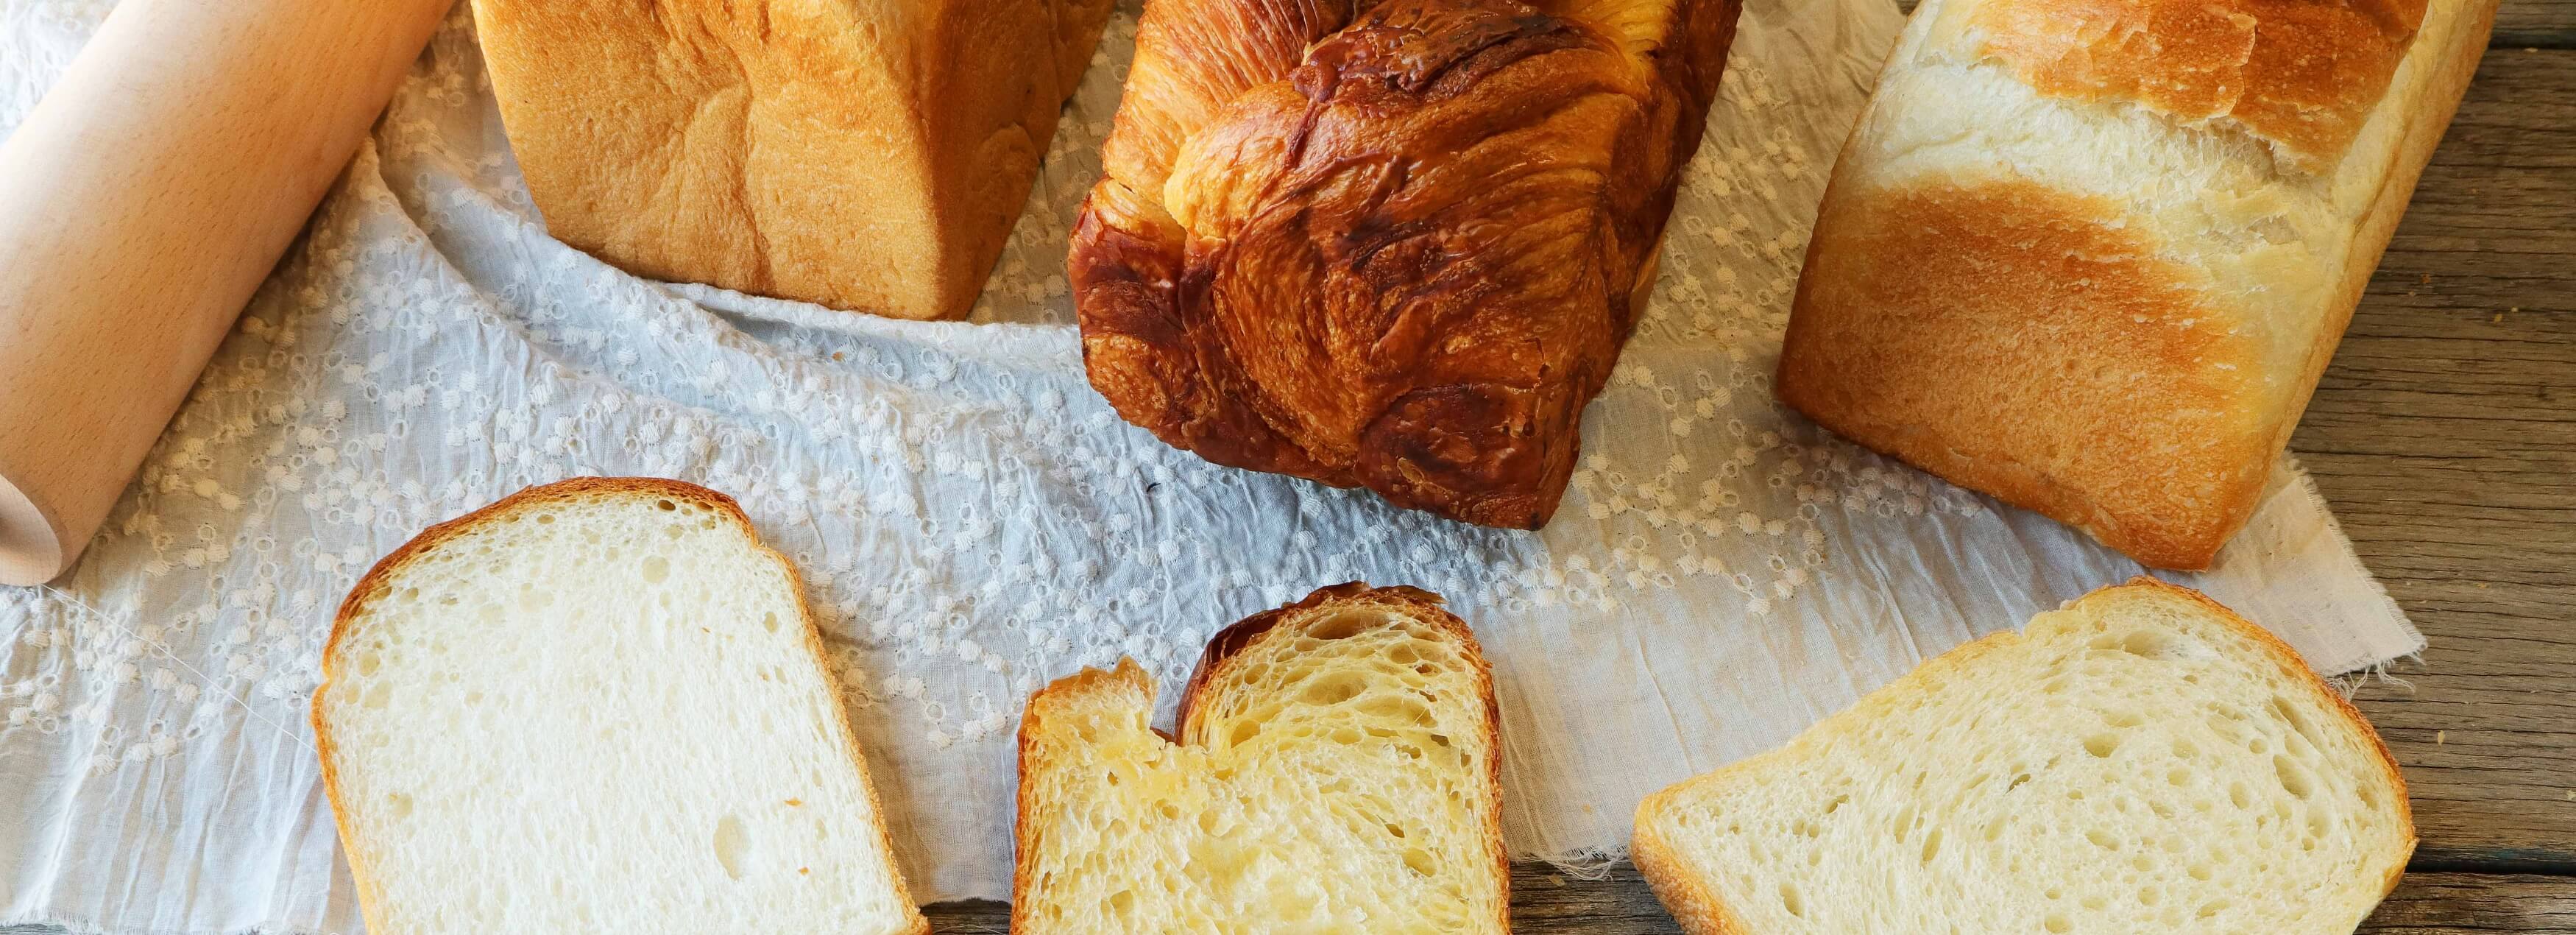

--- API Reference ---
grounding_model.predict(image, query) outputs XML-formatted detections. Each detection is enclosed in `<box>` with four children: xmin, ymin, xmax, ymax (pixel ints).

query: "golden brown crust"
<box><xmin>1778</xmin><ymin>179</ymin><xmax>2269</xmax><ymax>571</ymax></box>
<box><xmin>313</xmin><ymin>476</ymin><xmax>928</xmax><ymax>935</ymax></box>
<box><xmin>1072</xmin><ymin>0</ymin><xmax>1742</xmax><ymax>528</ymax></box>
<box><xmin>473</xmin><ymin>0</ymin><xmax>1109</xmax><ymax>321</ymax></box>
<box><xmin>1174</xmin><ymin>582</ymin><xmax>1455</xmax><ymax>720</ymax></box>
<box><xmin>1964</xmin><ymin>0</ymin><xmax>2427</xmax><ymax>172</ymax></box>
<box><xmin>1013</xmin><ymin>582</ymin><xmax>1507</xmax><ymax>931</ymax></box>
<box><xmin>1779</xmin><ymin>0</ymin><xmax>2495</xmax><ymax>571</ymax></box>
<box><xmin>1629</xmin><ymin>813</ymin><xmax>1752</xmax><ymax>935</ymax></box>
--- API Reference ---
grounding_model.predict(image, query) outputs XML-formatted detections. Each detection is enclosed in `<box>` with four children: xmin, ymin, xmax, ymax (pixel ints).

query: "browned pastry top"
<box><xmin>1073</xmin><ymin>0</ymin><xmax>1739</xmax><ymax>528</ymax></box>
<box><xmin>1961</xmin><ymin>0</ymin><xmax>2427</xmax><ymax>172</ymax></box>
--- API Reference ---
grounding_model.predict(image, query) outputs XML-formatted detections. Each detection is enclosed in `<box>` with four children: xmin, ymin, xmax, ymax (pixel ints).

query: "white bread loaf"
<box><xmin>471</xmin><ymin>0</ymin><xmax>1113</xmax><ymax>320</ymax></box>
<box><xmin>1013</xmin><ymin>583</ymin><xmax>1508</xmax><ymax>933</ymax></box>
<box><xmin>1777</xmin><ymin>0</ymin><xmax>2499</xmax><ymax>569</ymax></box>
<box><xmin>312</xmin><ymin>478</ymin><xmax>924</xmax><ymax>934</ymax></box>
<box><xmin>1634</xmin><ymin>579</ymin><xmax>2413</xmax><ymax>934</ymax></box>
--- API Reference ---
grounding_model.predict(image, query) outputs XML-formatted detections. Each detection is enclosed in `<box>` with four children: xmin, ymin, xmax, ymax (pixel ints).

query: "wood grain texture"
<box><xmin>907</xmin><ymin>867</ymin><xmax>2576</xmax><ymax>933</ymax></box>
<box><xmin>2314</xmin><ymin>43</ymin><xmax>2576</xmax><ymax>871</ymax></box>
<box><xmin>2497</xmin><ymin>1</ymin><xmax>2576</xmax><ymax>49</ymax></box>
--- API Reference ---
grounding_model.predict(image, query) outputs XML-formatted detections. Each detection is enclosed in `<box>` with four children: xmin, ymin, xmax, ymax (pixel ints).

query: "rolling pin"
<box><xmin>0</xmin><ymin>0</ymin><xmax>452</xmax><ymax>585</ymax></box>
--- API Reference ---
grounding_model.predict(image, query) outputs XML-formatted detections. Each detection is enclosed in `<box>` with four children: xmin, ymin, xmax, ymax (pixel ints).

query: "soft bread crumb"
<box><xmin>1013</xmin><ymin>585</ymin><xmax>1507</xmax><ymax>933</ymax></box>
<box><xmin>313</xmin><ymin>479</ymin><xmax>924</xmax><ymax>935</ymax></box>
<box><xmin>1635</xmin><ymin>579</ymin><xmax>2413</xmax><ymax>934</ymax></box>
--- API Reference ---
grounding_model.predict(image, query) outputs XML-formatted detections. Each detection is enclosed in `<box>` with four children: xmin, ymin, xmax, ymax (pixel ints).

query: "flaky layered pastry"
<box><xmin>1071</xmin><ymin>0</ymin><xmax>1742</xmax><ymax>527</ymax></box>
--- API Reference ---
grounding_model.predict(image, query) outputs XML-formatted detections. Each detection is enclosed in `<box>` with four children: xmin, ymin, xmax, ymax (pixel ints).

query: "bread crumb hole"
<box><xmin>641</xmin><ymin>555</ymin><xmax>669</xmax><ymax>584</ymax></box>
<box><xmin>655</xmin><ymin>499</ymin><xmax>676</xmax><ymax>511</ymax></box>
<box><xmin>712</xmin><ymin>814</ymin><xmax>749</xmax><ymax>881</ymax></box>
<box><xmin>2084</xmin><ymin>733</ymin><xmax>2120</xmax><ymax>758</ymax></box>
<box><xmin>2045</xmin><ymin>912</ymin><xmax>2071</xmax><ymax>933</ymax></box>
<box><xmin>2274</xmin><ymin>755</ymin><xmax>2313</xmax><ymax>798</ymax></box>
<box><xmin>1305</xmin><ymin>612</ymin><xmax>1378</xmax><ymax>641</ymax></box>
<box><xmin>1301</xmin><ymin>674</ymin><xmax>1366</xmax><ymax>706</ymax></box>
<box><xmin>1108</xmin><ymin>889</ymin><xmax>1135</xmax><ymax>914</ymax></box>
<box><xmin>386</xmin><ymin>792</ymin><xmax>411</xmax><ymax>819</ymax></box>
<box><xmin>762</xmin><ymin>612</ymin><xmax>780</xmax><ymax>633</ymax></box>
<box><xmin>1780</xmin><ymin>882</ymin><xmax>1805</xmax><ymax>918</ymax></box>
<box><xmin>1401</xmin><ymin>847</ymin><xmax>1436</xmax><ymax>877</ymax></box>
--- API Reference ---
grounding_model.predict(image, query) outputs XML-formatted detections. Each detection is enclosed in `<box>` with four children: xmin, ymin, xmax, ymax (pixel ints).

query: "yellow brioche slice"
<box><xmin>1635</xmin><ymin>579</ymin><xmax>2412</xmax><ymax>934</ymax></box>
<box><xmin>1014</xmin><ymin>583</ymin><xmax>1507</xmax><ymax>933</ymax></box>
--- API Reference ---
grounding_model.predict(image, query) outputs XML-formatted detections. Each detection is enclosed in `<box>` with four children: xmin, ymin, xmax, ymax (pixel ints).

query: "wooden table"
<box><xmin>1</xmin><ymin>4</ymin><xmax>2564</xmax><ymax>935</ymax></box>
<box><xmin>918</xmin><ymin>1</ymin><xmax>2576</xmax><ymax>931</ymax></box>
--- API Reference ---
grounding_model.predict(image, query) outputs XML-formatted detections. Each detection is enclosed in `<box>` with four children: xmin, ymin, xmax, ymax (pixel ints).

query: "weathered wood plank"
<box><xmin>2305</xmin><ymin>45</ymin><xmax>2576</xmax><ymax>869</ymax></box>
<box><xmin>2366</xmin><ymin>874</ymin><xmax>2576</xmax><ymax>934</ymax></box>
<box><xmin>911</xmin><ymin>866</ymin><xmax>2576</xmax><ymax>932</ymax></box>
<box><xmin>2498</xmin><ymin>1</ymin><xmax>2576</xmax><ymax>48</ymax></box>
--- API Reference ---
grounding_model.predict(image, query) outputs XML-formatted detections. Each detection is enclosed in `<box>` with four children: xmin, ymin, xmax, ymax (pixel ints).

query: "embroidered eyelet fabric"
<box><xmin>0</xmin><ymin>0</ymin><xmax>2421</xmax><ymax>931</ymax></box>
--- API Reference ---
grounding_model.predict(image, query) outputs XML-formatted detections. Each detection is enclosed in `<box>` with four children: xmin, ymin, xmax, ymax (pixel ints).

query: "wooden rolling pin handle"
<box><xmin>0</xmin><ymin>0</ymin><xmax>453</xmax><ymax>585</ymax></box>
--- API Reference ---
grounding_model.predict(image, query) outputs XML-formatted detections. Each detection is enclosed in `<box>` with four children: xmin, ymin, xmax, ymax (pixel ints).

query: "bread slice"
<box><xmin>1634</xmin><ymin>578</ymin><xmax>2413</xmax><ymax>934</ymax></box>
<box><xmin>472</xmin><ymin>0</ymin><xmax>1112</xmax><ymax>320</ymax></box>
<box><xmin>1013</xmin><ymin>583</ymin><xmax>1508</xmax><ymax>933</ymax></box>
<box><xmin>312</xmin><ymin>478</ymin><xmax>925</xmax><ymax>934</ymax></box>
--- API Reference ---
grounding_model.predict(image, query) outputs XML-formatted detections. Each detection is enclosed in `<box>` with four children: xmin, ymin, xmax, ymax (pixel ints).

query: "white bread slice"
<box><xmin>312</xmin><ymin>478</ymin><xmax>925</xmax><ymax>935</ymax></box>
<box><xmin>1013</xmin><ymin>583</ymin><xmax>1508</xmax><ymax>933</ymax></box>
<box><xmin>1634</xmin><ymin>578</ymin><xmax>2413</xmax><ymax>934</ymax></box>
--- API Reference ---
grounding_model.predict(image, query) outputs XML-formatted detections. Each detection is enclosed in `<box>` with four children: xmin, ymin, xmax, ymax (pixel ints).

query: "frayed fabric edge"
<box><xmin>2327</xmin><ymin>652</ymin><xmax>2427</xmax><ymax>700</ymax></box>
<box><xmin>1522</xmin><ymin>844</ymin><xmax>1633</xmax><ymax>882</ymax></box>
<box><xmin>2282</xmin><ymin>459</ymin><xmax>2429</xmax><ymax>677</ymax></box>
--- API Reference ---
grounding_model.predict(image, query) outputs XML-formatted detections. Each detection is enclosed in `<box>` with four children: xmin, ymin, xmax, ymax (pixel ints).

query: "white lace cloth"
<box><xmin>0</xmin><ymin>1</ymin><xmax>2421</xmax><ymax>931</ymax></box>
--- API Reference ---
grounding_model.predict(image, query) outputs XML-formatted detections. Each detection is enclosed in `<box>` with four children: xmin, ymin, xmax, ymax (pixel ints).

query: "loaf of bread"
<box><xmin>1777</xmin><ymin>0</ymin><xmax>2498</xmax><ymax>568</ymax></box>
<box><xmin>1634</xmin><ymin>579</ymin><xmax>2412</xmax><ymax>934</ymax></box>
<box><xmin>1069</xmin><ymin>0</ymin><xmax>1741</xmax><ymax>528</ymax></box>
<box><xmin>313</xmin><ymin>479</ymin><xmax>924</xmax><ymax>934</ymax></box>
<box><xmin>1013</xmin><ymin>583</ymin><xmax>1507</xmax><ymax>932</ymax></box>
<box><xmin>473</xmin><ymin>0</ymin><xmax>1111</xmax><ymax>320</ymax></box>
